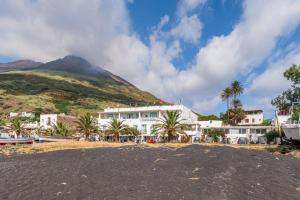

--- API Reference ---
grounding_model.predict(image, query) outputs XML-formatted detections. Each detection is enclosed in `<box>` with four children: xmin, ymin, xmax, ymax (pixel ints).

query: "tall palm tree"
<box><xmin>232</xmin><ymin>99</ymin><xmax>242</xmax><ymax>109</ymax></box>
<box><xmin>156</xmin><ymin>110</ymin><xmax>184</xmax><ymax>142</ymax></box>
<box><xmin>123</xmin><ymin>126</ymin><xmax>141</xmax><ymax>136</ymax></box>
<box><xmin>76</xmin><ymin>113</ymin><xmax>97</xmax><ymax>139</ymax></box>
<box><xmin>106</xmin><ymin>119</ymin><xmax>126</xmax><ymax>142</ymax></box>
<box><xmin>53</xmin><ymin>122</ymin><xmax>69</xmax><ymax>137</ymax></box>
<box><xmin>231</xmin><ymin>108</ymin><xmax>246</xmax><ymax>125</ymax></box>
<box><xmin>221</xmin><ymin>87</ymin><xmax>232</xmax><ymax>121</ymax></box>
<box><xmin>231</xmin><ymin>80</ymin><xmax>244</xmax><ymax>99</ymax></box>
<box><xmin>10</xmin><ymin>118</ymin><xmax>23</xmax><ymax>137</ymax></box>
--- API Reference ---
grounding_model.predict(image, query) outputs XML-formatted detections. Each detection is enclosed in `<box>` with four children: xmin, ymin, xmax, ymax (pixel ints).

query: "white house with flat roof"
<box><xmin>98</xmin><ymin>105</ymin><xmax>199</xmax><ymax>135</ymax></box>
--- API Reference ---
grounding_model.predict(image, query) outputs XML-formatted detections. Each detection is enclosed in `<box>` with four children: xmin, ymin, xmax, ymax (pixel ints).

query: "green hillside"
<box><xmin>0</xmin><ymin>69</ymin><xmax>165</xmax><ymax>116</ymax></box>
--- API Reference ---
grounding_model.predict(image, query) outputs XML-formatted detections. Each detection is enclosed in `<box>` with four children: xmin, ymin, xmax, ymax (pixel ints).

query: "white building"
<box><xmin>238</xmin><ymin>110</ymin><xmax>263</xmax><ymax>125</ymax></box>
<box><xmin>274</xmin><ymin>110</ymin><xmax>290</xmax><ymax>127</ymax></box>
<box><xmin>98</xmin><ymin>105</ymin><xmax>199</xmax><ymax>135</ymax></box>
<box><xmin>198</xmin><ymin>120</ymin><xmax>223</xmax><ymax>128</ymax></box>
<box><xmin>9</xmin><ymin>112</ymin><xmax>34</xmax><ymax>118</ymax></box>
<box><xmin>40</xmin><ymin>114</ymin><xmax>58</xmax><ymax>129</ymax></box>
<box><xmin>40</xmin><ymin>113</ymin><xmax>78</xmax><ymax>129</ymax></box>
<box><xmin>201</xmin><ymin>126</ymin><xmax>273</xmax><ymax>144</ymax></box>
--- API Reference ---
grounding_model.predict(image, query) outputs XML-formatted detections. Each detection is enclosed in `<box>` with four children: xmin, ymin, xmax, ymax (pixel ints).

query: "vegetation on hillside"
<box><xmin>0</xmin><ymin>69</ymin><xmax>164</xmax><ymax>116</ymax></box>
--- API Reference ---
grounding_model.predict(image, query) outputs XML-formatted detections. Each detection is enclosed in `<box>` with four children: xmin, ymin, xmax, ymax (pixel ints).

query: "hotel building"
<box><xmin>97</xmin><ymin>105</ymin><xmax>199</xmax><ymax>135</ymax></box>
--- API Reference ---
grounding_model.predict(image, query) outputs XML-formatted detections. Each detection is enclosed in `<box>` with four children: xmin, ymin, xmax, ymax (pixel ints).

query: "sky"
<box><xmin>0</xmin><ymin>0</ymin><xmax>300</xmax><ymax>119</ymax></box>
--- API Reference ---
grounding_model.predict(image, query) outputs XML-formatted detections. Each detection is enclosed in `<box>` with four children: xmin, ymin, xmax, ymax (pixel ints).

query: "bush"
<box><xmin>279</xmin><ymin>145</ymin><xmax>293</xmax><ymax>154</ymax></box>
<box><xmin>207</xmin><ymin>129</ymin><xmax>224</xmax><ymax>142</ymax></box>
<box><xmin>265</xmin><ymin>131</ymin><xmax>279</xmax><ymax>144</ymax></box>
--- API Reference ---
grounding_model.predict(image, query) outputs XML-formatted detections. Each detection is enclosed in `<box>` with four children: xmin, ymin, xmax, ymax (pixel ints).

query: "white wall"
<box><xmin>40</xmin><ymin>114</ymin><xmax>58</xmax><ymax>129</ymax></box>
<box><xmin>238</xmin><ymin>113</ymin><xmax>263</xmax><ymax>125</ymax></box>
<box><xmin>198</xmin><ymin>120</ymin><xmax>223</xmax><ymax>128</ymax></box>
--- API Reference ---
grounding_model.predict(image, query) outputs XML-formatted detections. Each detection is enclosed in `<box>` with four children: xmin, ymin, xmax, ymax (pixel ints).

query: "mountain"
<box><xmin>35</xmin><ymin>55</ymin><xmax>132</xmax><ymax>85</ymax></box>
<box><xmin>0</xmin><ymin>56</ymin><xmax>165</xmax><ymax>116</ymax></box>
<box><xmin>0</xmin><ymin>59</ymin><xmax>42</xmax><ymax>71</ymax></box>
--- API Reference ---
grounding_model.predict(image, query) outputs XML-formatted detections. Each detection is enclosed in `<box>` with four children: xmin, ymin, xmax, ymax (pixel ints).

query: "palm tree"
<box><xmin>156</xmin><ymin>110</ymin><xmax>185</xmax><ymax>142</ymax></box>
<box><xmin>10</xmin><ymin>118</ymin><xmax>23</xmax><ymax>137</ymax></box>
<box><xmin>231</xmin><ymin>80</ymin><xmax>244</xmax><ymax>99</ymax></box>
<box><xmin>76</xmin><ymin>113</ymin><xmax>97</xmax><ymax>139</ymax></box>
<box><xmin>106</xmin><ymin>119</ymin><xmax>126</xmax><ymax>142</ymax></box>
<box><xmin>221</xmin><ymin>87</ymin><xmax>232</xmax><ymax>121</ymax></box>
<box><xmin>53</xmin><ymin>122</ymin><xmax>69</xmax><ymax>137</ymax></box>
<box><xmin>232</xmin><ymin>99</ymin><xmax>242</xmax><ymax>109</ymax></box>
<box><xmin>123</xmin><ymin>126</ymin><xmax>141</xmax><ymax>136</ymax></box>
<box><xmin>230</xmin><ymin>108</ymin><xmax>246</xmax><ymax>125</ymax></box>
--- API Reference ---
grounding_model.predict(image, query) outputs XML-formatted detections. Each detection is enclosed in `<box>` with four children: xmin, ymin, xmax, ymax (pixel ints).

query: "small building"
<box><xmin>201</xmin><ymin>125</ymin><xmax>273</xmax><ymax>144</ymax></box>
<box><xmin>40</xmin><ymin>113</ymin><xmax>78</xmax><ymax>129</ymax></box>
<box><xmin>9</xmin><ymin>112</ymin><xmax>34</xmax><ymax>118</ymax></box>
<box><xmin>98</xmin><ymin>105</ymin><xmax>199</xmax><ymax>136</ymax></box>
<box><xmin>9</xmin><ymin>112</ymin><xmax>19</xmax><ymax>118</ymax></box>
<box><xmin>238</xmin><ymin>110</ymin><xmax>263</xmax><ymax>126</ymax></box>
<box><xmin>40</xmin><ymin>114</ymin><xmax>58</xmax><ymax>129</ymax></box>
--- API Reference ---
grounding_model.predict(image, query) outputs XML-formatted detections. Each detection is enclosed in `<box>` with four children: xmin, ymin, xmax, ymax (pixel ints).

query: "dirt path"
<box><xmin>0</xmin><ymin>145</ymin><xmax>299</xmax><ymax>200</ymax></box>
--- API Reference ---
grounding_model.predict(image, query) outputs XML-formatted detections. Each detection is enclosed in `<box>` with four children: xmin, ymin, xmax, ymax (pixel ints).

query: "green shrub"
<box><xmin>207</xmin><ymin>129</ymin><xmax>224</xmax><ymax>142</ymax></box>
<box><xmin>265</xmin><ymin>131</ymin><xmax>279</xmax><ymax>144</ymax></box>
<box><xmin>279</xmin><ymin>145</ymin><xmax>293</xmax><ymax>154</ymax></box>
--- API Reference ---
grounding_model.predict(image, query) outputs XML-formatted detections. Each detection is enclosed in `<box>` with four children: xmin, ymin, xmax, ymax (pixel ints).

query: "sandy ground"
<box><xmin>0</xmin><ymin>144</ymin><xmax>299</xmax><ymax>200</ymax></box>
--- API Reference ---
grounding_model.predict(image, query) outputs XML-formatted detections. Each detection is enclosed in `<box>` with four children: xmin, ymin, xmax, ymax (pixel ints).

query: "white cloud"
<box><xmin>0</xmin><ymin>0</ymin><xmax>130</xmax><ymax>62</ymax></box>
<box><xmin>245</xmin><ymin>47</ymin><xmax>300</xmax><ymax>117</ymax></box>
<box><xmin>170</xmin><ymin>15</ymin><xmax>202</xmax><ymax>44</ymax></box>
<box><xmin>177</xmin><ymin>0</ymin><xmax>207</xmax><ymax>17</ymax></box>
<box><xmin>0</xmin><ymin>0</ymin><xmax>300</xmax><ymax>116</ymax></box>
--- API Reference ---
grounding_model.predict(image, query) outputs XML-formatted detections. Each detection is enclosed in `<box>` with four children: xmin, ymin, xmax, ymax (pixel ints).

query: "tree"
<box><xmin>232</xmin><ymin>99</ymin><xmax>242</xmax><ymax>109</ymax></box>
<box><xmin>122</xmin><ymin>126</ymin><xmax>141</xmax><ymax>136</ymax></box>
<box><xmin>106</xmin><ymin>119</ymin><xmax>126</xmax><ymax>142</ymax></box>
<box><xmin>221</xmin><ymin>87</ymin><xmax>232</xmax><ymax>121</ymax></box>
<box><xmin>231</xmin><ymin>80</ymin><xmax>244</xmax><ymax>99</ymax></box>
<box><xmin>10</xmin><ymin>118</ymin><xmax>23</xmax><ymax>137</ymax></box>
<box><xmin>155</xmin><ymin>110</ymin><xmax>185</xmax><ymax>142</ymax></box>
<box><xmin>229</xmin><ymin>108</ymin><xmax>246</xmax><ymax>125</ymax></box>
<box><xmin>207</xmin><ymin>129</ymin><xmax>224</xmax><ymax>142</ymax></box>
<box><xmin>198</xmin><ymin>114</ymin><xmax>220</xmax><ymax>121</ymax></box>
<box><xmin>53</xmin><ymin>122</ymin><xmax>69</xmax><ymax>137</ymax></box>
<box><xmin>76</xmin><ymin>113</ymin><xmax>97</xmax><ymax>139</ymax></box>
<box><xmin>261</xmin><ymin>119</ymin><xmax>271</xmax><ymax>126</ymax></box>
<box><xmin>272</xmin><ymin>64</ymin><xmax>300</xmax><ymax>120</ymax></box>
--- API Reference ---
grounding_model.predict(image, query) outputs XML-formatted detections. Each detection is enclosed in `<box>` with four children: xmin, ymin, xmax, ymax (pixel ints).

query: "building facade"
<box><xmin>198</xmin><ymin>120</ymin><xmax>223</xmax><ymax>128</ymax></box>
<box><xmin>40</xmin><ymin>114</ymin><xmax>58</xmax><ymax>129</ymax></box>
<box><xmin>98</xmin><ymin>105</ymin><xmax>199</xmax><ymax>135</ymax></box>
<box><xmin>40</xmin><ymin>113</ymin><xmax>78</xmax><ymax>129</ymax></box>
<box><xmin>238</xmin><ymin>110</ymin><xmax>263</xmax><ymax>126</ymax></box>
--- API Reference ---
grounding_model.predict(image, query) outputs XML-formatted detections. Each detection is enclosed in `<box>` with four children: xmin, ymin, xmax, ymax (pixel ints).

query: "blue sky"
<box><xmin>1</xmin><ymin>0</ymin><xmax>300</xmax><ymax>119</ymax></box>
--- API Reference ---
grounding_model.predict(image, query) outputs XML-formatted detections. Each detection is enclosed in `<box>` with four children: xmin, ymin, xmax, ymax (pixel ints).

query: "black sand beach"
<box><xmin>0</xmin><ymin>145</ymin><xmax>299</xmax><ymax>200</ymax></box>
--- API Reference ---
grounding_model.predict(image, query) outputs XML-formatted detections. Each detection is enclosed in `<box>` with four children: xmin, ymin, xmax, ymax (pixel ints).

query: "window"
<box><xmin>150</xmin><ymin>112</ymin><xmax>158</xmax><ymax>118</ymax></box>
<box><xmin>250</xmin><ymin>129</ymin><xmax>256</xmax><ymax>134</ymax></box>
<box><xmin>107</xmin><ymin>114</ymin><xmax>113</xmax><ymax>119</ymax></box>
<box><xmin>239</xmin><ymin>129</ymin><xmax>246</xmax><ymax>134</ymax></box>
<box><xmin>252</xmin><ymin>118</ymin><xmax>255</xmax><ymax>123</ymax></box>
<box><xmin>245</xmin><ymin>119</ymin><xmax>249</xmax><ymax>123</ymax></box>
